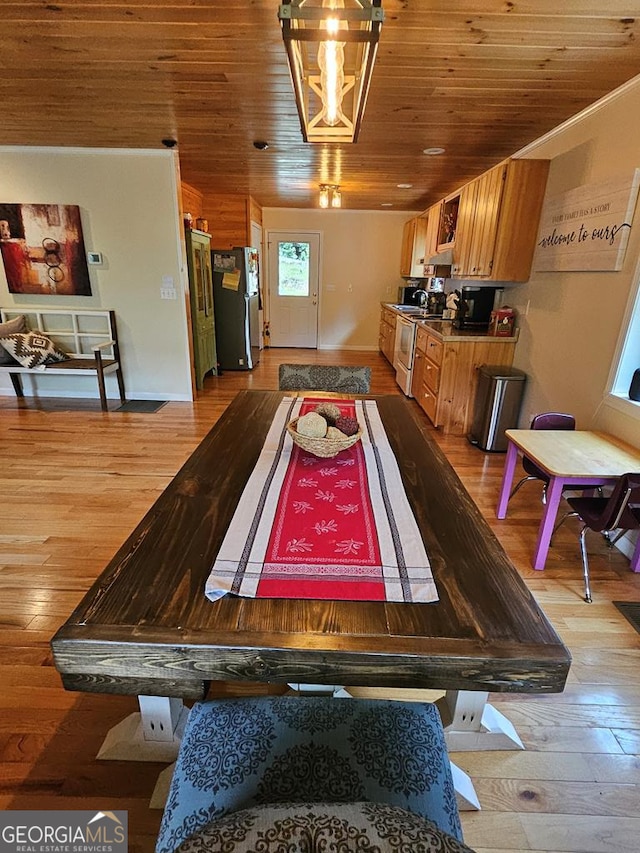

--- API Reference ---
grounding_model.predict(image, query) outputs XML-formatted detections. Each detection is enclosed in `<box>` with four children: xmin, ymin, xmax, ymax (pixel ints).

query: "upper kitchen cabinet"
<box><xmin>424</xmin><ymin>202</ymin><xmax>442</xmax><ymax>262</ymax></box>
<box><xmin>437</xmin><ymin>195</ymin><xmax>459</xmax><ymax>250</ymax></box>
<box><xmin>401</xmin><ymin>205</ymin><xmax>442</xmax><ymax>277</ymax></box>
<box><xmin>451</xmin><ymin>159</ymin><xmax>549</xmax><ymax>281</ymax></box>
<box><xmin>403</xmin><ymin>158</ymin><xmax>549</xmax><ymax>283</ymax></box>
<box><xmin>400</xmin><ymin>217</ymin><xmax>418</xmax><ymax>277</ymax></box>
<box><xmin>400</xmin><ymin>214</ymin><xmax>428</xmax><ymax>277</ymax></box>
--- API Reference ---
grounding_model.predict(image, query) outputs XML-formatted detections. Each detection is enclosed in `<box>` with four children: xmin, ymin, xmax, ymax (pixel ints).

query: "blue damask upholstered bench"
<box><xmin>278</xmin><ymin>363</ymin><xmax>371</xmax><ymax>394</ymax></box>
<box><xmin>156</xmin><ymin>696</ymin><xmax>471</xmax><ymax>853</ymax></box>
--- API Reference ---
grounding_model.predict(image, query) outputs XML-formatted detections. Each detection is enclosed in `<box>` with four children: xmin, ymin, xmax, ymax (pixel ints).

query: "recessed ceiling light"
<box><xmin>423</xmin><ymin>147</ymin><xmax>446</xmax><ymax>156</ymax></box>
<box><xmin>381</xmin><ymin>202</ymin><xmax>393</xmax><ymax>207</ymax></box>
<box><xmin>397</xmin><ymin>183</ymin><xmax>413</xmax><ymax>189</ymax></box>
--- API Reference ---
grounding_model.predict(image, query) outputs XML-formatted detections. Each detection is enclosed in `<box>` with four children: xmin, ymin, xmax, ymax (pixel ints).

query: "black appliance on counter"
<box><xmin>453</xmin><ymin>286</ymin><xmax>500</xmax><ymax>330</ymax></box>
<box><xmin>426</xmin><ymin>292</ymin><xmax>446</xmax><ymax>316</ymax></box>
<box><xmin>398</xmin><ymin>285</ymin><xmax>425</xmax><ymax>305</ymax></box>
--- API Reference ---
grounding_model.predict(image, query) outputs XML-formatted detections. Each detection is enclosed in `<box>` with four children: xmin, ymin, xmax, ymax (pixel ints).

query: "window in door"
<box><xmin>277</xmin><ymin>241</ymin><xmax>310</xmax><ymax>296</ymax></box>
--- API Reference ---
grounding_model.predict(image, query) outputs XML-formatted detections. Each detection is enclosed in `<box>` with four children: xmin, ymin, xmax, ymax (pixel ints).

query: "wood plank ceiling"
<box><xmin>2</xmin><ymin>1</ymin><xmax>640</xmax><ymax>210</ymax></box>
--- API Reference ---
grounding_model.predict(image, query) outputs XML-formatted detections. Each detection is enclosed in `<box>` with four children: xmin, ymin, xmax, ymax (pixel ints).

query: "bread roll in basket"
<box><xmin>286</xmin><ymin>417</ymin><xmax>362</xmax><ymax>458</ymax></box>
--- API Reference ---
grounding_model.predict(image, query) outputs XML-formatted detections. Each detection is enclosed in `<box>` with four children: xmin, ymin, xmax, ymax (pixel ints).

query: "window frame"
<box><xmin>605</xmin><ymin>251</ymin><xmax>640</xmax><ymax>419</ymax></box>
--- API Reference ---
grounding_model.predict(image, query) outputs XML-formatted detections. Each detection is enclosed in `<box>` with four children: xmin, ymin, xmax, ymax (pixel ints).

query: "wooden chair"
<box><xmin>156</xmin><ymin>696</ymin><xmax>471</xmax><ymax>853</ymax></box>
<box><xmin>278</xmin><ymin>363</ymin><xmax>371</xmax><ymax>394</ymax></box>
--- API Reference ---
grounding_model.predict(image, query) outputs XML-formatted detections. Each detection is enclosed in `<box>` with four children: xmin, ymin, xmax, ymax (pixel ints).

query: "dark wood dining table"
<box><xmin>50</xmin><ymin>390</ymin><xmax>571</xmax><ymax>809</ymax></box>
<box><xmin>52</xmin><ymin>390</ymin><xmax>569</xmax><ymax>700</ymax></box>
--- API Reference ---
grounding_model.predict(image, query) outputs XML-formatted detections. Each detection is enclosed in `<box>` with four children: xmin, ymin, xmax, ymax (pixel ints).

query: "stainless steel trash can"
<box><xmin>468</xmin><ymin>365</ymin><xmax>526</xmax><ymax>451</ymax></box>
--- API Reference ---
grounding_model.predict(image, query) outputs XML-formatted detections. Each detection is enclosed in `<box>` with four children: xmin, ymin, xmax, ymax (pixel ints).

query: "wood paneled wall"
<box><xmin>180</xmin><ymin>182</ymin><xmax>203</xmax><ymax>221</ymax></box>
<box><xmin>248</xmin><ymin>196</ymin><xmax>262</xmax><ymax>229</ymax></box>
<box><xmin>202</xmin><ymin>194</ymin><xmax>262</xmax><ymax>249</ymax></box>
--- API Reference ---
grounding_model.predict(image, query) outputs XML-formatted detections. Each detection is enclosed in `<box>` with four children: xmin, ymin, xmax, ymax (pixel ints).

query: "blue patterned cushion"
<box><xmin>278</xmin><ymin>364</ymin><xmax>371</xmax><ymax>393</ymax></box>
<box><xmin>173</xmin><ymin>802</ymin><xmax>475</xmax><ymax>852</ymax></box>
<box><xmin>156</xmin><ymin>697</ymin><xmax>462</xmax><ymax>853</ymax></box>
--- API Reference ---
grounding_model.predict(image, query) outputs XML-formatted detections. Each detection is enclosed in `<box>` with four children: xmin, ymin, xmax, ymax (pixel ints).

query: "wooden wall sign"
<box><xmin>533</xmin><ymin>169</ymin><xmax>640</xmax><ymax>272</ymax></box>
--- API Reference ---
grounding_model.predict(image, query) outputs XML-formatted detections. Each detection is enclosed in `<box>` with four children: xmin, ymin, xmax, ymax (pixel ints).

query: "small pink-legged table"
<box><xmin>497</xmin><ymin>429</ymin><xmax>640</xmax><ymax>571</ymax></box>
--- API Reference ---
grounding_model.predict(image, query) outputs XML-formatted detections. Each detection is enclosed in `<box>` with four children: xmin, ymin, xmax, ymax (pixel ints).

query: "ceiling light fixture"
<box><xmin>278</xmin><ymin>0</ymin><xmax>384</xmax><ymax>144</ymax></box>
<box><xmin>423</xmin><ymin>146</ymin><xmax>445</xmax><ymax>156</ymax></box>
<box><xmin>319</xmin><ymin>184</ymin><xmax>342</xmax><ymax>208</ymax></box>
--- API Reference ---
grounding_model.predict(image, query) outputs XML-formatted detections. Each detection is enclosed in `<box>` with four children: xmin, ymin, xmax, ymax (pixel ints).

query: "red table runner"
<box><xmin>205</xmin><ymin>397</ymin><xmax>438</xmax><ymax>603</ymax></box>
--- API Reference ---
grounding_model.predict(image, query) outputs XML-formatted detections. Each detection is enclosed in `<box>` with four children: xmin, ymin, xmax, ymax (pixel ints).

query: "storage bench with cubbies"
<box><xmin>0</xmin><ymin>307</ymin><xmax>126</xmax><ymax>411</ymax></box>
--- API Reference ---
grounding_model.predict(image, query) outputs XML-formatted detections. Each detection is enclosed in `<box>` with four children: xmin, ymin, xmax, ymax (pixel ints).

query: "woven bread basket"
<box><xmin>286</xmin><ymin>418</ymin><xmax>362</xmax><ymax>458</ymax></box>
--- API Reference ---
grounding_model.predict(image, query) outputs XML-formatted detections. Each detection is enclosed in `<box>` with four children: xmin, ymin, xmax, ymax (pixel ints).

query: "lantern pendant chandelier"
<box><xmin>278</xmin><ymin>0</ymin><xmax>384</xmax><ymax>144</ymax></box>
<box><xmin>319</xmin><ymin>184</ymin><xmax>342</xmax><ymax>208</ymax></box>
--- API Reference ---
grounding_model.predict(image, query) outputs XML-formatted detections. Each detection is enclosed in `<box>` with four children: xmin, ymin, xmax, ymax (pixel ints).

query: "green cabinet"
<box><xmin>185</xmin><ymin>229</ymin><xmax>217</xmax><ymax>389</ymax></box>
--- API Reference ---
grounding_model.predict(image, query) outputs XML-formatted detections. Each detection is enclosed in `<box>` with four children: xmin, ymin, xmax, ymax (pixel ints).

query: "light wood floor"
<box><xmin>1</xmin><ymin>348</ymin><xmax>639</xmax><ymax>853</ymax></box>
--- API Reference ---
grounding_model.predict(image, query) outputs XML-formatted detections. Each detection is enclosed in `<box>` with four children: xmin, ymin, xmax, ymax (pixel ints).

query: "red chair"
<box><xmin>509</xmin><ymin>412</ymin><xmax>576</xmax><ymax>505</ymax></box>
<box><xmin>552</xmin><ymin>473</ymin><xmax>640</xmax><ymax>602</ymax></box>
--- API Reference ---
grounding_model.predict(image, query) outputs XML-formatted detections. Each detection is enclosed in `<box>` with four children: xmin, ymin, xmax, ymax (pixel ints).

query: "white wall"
<box><xmin>509</xmin><ymin>80</ymin><xmax>640</xmax><ymax>448</ymax></box>
<box><xmin>0</xmin><ymin>147</ymin><xmax>193</xmax><ymax>401</ymax></box>
<box><xmin>263</xmin><ymin>208</ymin><xmax>410</xmax><ymax>349</ymax></box>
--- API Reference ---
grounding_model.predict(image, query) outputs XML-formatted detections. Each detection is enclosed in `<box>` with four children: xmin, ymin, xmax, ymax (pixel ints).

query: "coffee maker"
<box><xmin>426</xmin><ymin>291</ymin><xmax>446</xmax><ymax>316</ymax></box>
<box><xmin>453</xmin><ymin>286</ymin><xmax>500</xmax><ymax>330</ymax></box>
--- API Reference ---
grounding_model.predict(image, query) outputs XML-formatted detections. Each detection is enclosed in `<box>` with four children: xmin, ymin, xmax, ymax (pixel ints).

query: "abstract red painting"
<box><xmin>0</xmin><ymin>203</ymin><xmax>91</xmax><ymax>296</ymax></box>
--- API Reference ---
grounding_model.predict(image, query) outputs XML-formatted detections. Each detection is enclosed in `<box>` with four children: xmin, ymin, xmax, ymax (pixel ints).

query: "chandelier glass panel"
<box><xmin>278</xmin><ymin>1</ymin><xmax>384</xmax><ymax>143</ymax></box>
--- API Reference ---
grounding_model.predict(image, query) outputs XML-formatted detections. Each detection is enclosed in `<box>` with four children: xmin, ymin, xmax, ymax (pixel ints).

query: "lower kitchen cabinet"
<box><xmin>379</xmin><ymin>305</ymin><xmax>397</xmax><ymax>364</ymax></box>
<box><xmin>413</xmin><ymin>324</ymin><xmax>516</xmax><ymax>436</ymax></box>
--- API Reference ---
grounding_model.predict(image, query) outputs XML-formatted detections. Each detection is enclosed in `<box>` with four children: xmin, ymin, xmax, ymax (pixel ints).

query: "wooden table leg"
<box><xmin>496</xmin><ymin>440</ymin><xmax>519</xmax><ymax>518</ymax></box>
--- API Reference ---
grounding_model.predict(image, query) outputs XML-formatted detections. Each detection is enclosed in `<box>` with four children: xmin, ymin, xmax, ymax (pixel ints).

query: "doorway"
<box><xmin>267</xmin><ymin>231</ymin><xmax>320</xmax><ymax>347</ymax></box>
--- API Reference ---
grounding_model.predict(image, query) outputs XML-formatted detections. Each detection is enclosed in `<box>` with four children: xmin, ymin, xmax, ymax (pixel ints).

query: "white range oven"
<box><xmin>394</xmin><ymin>315</ymin><xmax>417</xmax><ymax>396</ymax></box>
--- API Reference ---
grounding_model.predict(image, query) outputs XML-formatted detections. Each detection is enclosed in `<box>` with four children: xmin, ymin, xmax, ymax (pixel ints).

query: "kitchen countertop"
<box><xmin>382</xmin><ymin>303</ymin><xmax>519</xmax><ymax>343</ymax></box>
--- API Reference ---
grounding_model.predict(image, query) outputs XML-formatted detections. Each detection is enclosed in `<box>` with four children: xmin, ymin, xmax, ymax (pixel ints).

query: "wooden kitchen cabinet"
<box><xmin>451</xmin><ymin>159</ymin><xmax>549</xmax><ymax>281</ymax></box>
<box><xmin>413</xmin><ymin>324</ymin><xmax>516</xmax><ymax>436</ymax></box>
<box><xmin>424</xmin><ymin>202</ymin><xmax>442</xmax><ymax>261</ymax></box>
<box><xmin>411</xmin><ymin>213</ymin><xmax>430</xmax><ymax>274</ymax></box>
<box><xmin>400</xmin><ymin>218</ymin><xmax>417</xmax><ymax>276</ymax></box>
<box><xmin>403</xmin><ymin>157</ymin><xmax>549</xmax><ymax>283</ymax></box>
<box><xmin>466</xmin><ymin>163</ymin><xmax>506</xmax><ymax>276</ymax></box>
<box><xmin>449</xmin><ymin>182</ymin><xmax>477</xmax><ymax>277</ymax></box>
<box><xmin>401</xmin><ymin>214</ymin><xmax>431</xmax><ymax>277</ymax></box>
<box><xmin>379</xmin><ymin>305</ymin><xmax>397</xmax><ymax>364</ymax></box>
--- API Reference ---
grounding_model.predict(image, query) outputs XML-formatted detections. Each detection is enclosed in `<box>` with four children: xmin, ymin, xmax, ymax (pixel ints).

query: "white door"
<box><xmin>267</xmin><ymin>231</ymin><xmax>320</xmax><ymax>348</ymax></box>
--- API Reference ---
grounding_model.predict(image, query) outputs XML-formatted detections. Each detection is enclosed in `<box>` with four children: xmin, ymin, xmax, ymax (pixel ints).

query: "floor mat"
<box><xmin>116</xmin><ymin>400</ymin><xmax>167</xmax><ymax>413</ymax></box>
<box><xmin>613</xmin><ymin>601</ymin><xmax>640</xmax><ymax>635</ymax></box>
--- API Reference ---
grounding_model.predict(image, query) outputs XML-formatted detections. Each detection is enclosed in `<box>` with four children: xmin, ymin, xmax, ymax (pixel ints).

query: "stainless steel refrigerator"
<box><xmin>211</xmin><ymin>247</ymin><xmax>261</xmax><ymax>370</ymax></box>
